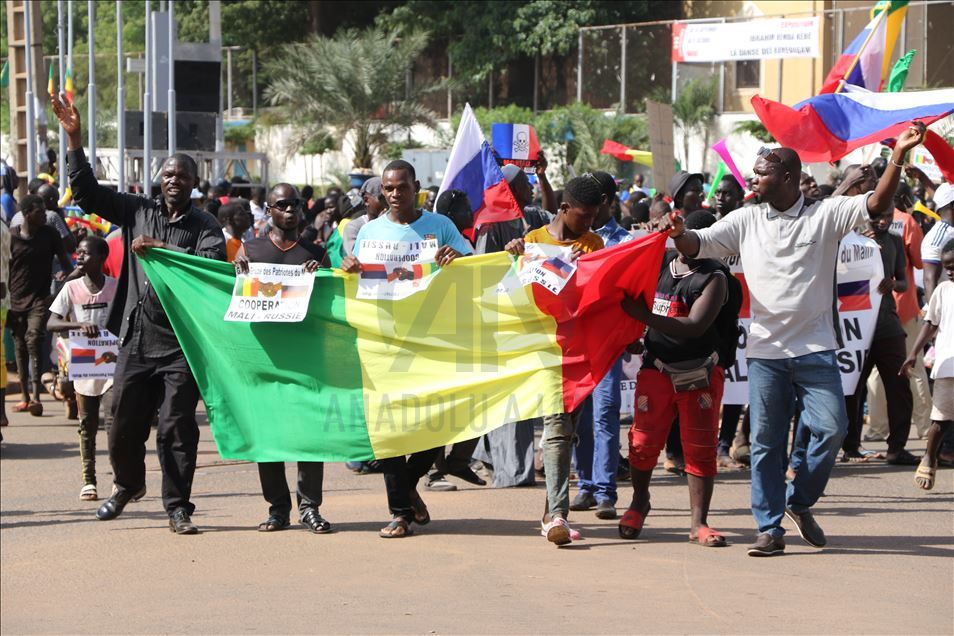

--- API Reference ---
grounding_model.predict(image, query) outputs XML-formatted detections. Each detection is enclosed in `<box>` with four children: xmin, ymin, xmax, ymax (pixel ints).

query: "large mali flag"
<box><xmin>139</xmin><ymin>232</ymin><xmax>667</xmax><ymax>462</ymax></box>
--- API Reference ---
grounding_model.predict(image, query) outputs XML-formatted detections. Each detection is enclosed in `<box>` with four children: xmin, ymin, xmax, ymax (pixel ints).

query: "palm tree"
<box><xmin>264</xmin><ymin>26</ymin><xmax>437</xmax><ymax>169</ymax></box>
<box><xmin>671</xmin><ymin>78</ymin><xmax>717</xmax><ymax>171</ymax></box>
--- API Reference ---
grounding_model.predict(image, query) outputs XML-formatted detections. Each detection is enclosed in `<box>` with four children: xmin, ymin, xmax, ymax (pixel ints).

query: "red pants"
<box><xmin>628</xmin><ymin>366</ymin><xmax>725</xmax><ymax>478</ymax></box>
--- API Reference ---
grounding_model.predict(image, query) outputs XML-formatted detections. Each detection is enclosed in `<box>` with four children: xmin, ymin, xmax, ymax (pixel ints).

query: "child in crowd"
<box><xmin>902</xmin><ymin>238</ymin><xmax>954</xmax><ymax>490</ymax></box>
<box><xmin>47</xmin><ymin>236</ymin><xmax>117</xmax><ymax>501</ymax></box>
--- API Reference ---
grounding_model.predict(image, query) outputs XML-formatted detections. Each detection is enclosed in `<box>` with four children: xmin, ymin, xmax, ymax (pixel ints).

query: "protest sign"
<box><xmin>646</xmin><ymin>101</ymin><xmax>676</xmax><ymax>197</ymax></box>
<box><xmin>356</xmin><ymin>238</ymin><xmax>441</xmax><ymax>300</ymax></box>
<box><xmin>672</xmin><ymin>18</ymin><xmax>820</xmax><ymax>63</ymax></box>
<box><xmin>67</xmin><ymin>330</ymin><xmax>119</xmax><ymax>380</ymax></box>
<box><xmin>491</xmin><ymin>123</ymin><xmax>541</xmax><ymax>170</ymax></box>
<box><xmin>497</xmin><ymin>243</ymin><xmax>578</xmax><ymax>295</ymax></box>
<box><xmin>722</xmin><ymin>232</ymin><xmax>884</xmax><ymax>404</ymax></box>
<box><xmin>225</xmin><ymin>263</ymin><xmax>316</xmax><ymax>322</ymax></box>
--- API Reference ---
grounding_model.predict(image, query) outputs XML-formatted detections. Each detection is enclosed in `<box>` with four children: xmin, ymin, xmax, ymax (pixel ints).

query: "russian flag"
<box><xmin>491</xmin><ymin>123</ymin><xmax>541</xmax><ymax>169</ymax></box>
<box><xmin>821</xmin><ymin>1</ymin><xmax>908</xmax><ymax>94</ymax></box>
<box><xmin>438</xmin><ymin>104</ymin><xmax>523</xmax><ymax>231</ymax></box>
<box><xmin>360</xmin><ymin>263</ymin><xmax>388</xmax><ymax>280</ymax></box>
<box><xmin>72</xmin><ymin>348</ymin><xmax>97</xmax><ymax>364</ymax></box>
<box><xmin>541</xmin><ymin>257</ymin><xmax>574</xmax><ymax>280</ymax></box>
<box><xmin>752</xmin><ymin>86</ymin><xmax>954</xmax><ymax>164</ymax></box>
<box><xmin>837</xmin><ymin>280</ymin><xmax>872</xmax><ymax>312</ymax></box>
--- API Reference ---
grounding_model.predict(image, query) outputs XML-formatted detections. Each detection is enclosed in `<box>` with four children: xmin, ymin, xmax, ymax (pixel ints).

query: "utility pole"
<box><xmin>144</xmin><ymin>0</ymin><xmax>152</xmax><ymax>193</ymax></box>
<box><xmin>87</xmin><ymin>0</ymin><xmax>97</xmax><ymax>167</ymax></box>
<box><xmin>58</xmin><ymin>1</ymin><xmax>67</xmax><ymax>194</ymax></box>
<box><xmin>167</xmin><ymin>0</ymin><xmax>176</xmax><ymax>155</ymax></box>
<box><xmin>116</xmin><ymin>0</ymin><xmax>125</xmax><ymax>192</ymax></box>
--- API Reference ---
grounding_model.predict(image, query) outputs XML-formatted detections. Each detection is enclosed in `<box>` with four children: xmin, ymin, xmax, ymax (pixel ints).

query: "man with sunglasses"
<box><xmin>665</xmin><ymin>123</ymin><xmax>927</xmax><ymax>556</ymax></box>
<box><xmin>52</xmin><ymin>91</ymin><xmax>227</xmax><ymax>534</ymax></box>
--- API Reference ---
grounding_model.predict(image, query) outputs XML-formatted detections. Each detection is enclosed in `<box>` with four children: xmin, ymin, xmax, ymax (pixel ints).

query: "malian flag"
<box><xmin>491</xmin><ymin>123</ymin><xmax>541</xmax><ymax>169</ymax></box>
<box><xmin>71</xmin><ymin>348</ymin><xmax>97</xmax><ymax>364</ymax></box>
<box><xmin>234</xmin><ymin>277</ymin><xmax>260</xmax><ymax>297</ymax></box>
<box><xmin>752</xmin><ymin>86</ymin><xmax>954</xmax><ymax>169</ymax></box>
<box><xmin>47</xmin><ymin>63</ymin><xmax>55</xmax><ymax>96</ymax></box>
<box><xmin>437</xmin><ymin>103</ymin><xmax>523</xmax><ymax>231</ymax></box>
<box><xmin>820</xmin><ymin>1</ymin><xmax>908</xmax><ymax>94</ymax></box>
<box><xmin>65</xmin><ymin>64</ymin><xmax>74</xmax><ymax>103</ymax></box>
<box><xmin>838</xmin><ymin>280</ymin><xmax>872</xmax><ymax>312</ymax></box>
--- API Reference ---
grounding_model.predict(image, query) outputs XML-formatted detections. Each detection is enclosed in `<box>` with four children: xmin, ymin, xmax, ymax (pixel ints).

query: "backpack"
<box><xmin>713</xmin><ymin>262</ymin><xmax>744</xmax><ymax>369</ymax></box>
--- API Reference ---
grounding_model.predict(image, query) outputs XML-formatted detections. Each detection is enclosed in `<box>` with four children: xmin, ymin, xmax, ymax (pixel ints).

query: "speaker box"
<box><xmin>175</xmin><ymin>112</ymin><xmax>216</xmax><ymax>151</ymax></box>
<box><xmin>174</xmin><ymin>61</ymin><xmax>221</xmax><ymax>113</ymax></box>
<box><xmin>123</xmin><ymin>111</ymin><xmax>168</xmax><ymax>150</ymax></box>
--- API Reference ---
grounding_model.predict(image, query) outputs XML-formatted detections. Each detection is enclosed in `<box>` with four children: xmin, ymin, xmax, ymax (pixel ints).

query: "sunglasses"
<box><xmin>757</xmin><ymin>146</ymin><xmax>783</xmax><ymax>164</ymax></box>
<box><xmin>267</xmin><ymin>198</ymin><xmax>304</xmax><ymax>211</ymax></box>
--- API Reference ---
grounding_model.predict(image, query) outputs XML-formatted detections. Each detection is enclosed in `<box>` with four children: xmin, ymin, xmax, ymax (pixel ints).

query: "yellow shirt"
<box><xmin>524</xmin><ymin>226</ymin><xmax>604</xmax><ymax>254</ymax></box>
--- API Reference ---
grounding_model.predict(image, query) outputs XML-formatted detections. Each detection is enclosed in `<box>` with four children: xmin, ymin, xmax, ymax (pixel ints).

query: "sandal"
<box><xmin>257</xmin><ymin>515</ymin><xmax>290</xmax><ymax>532</ymax></box>
<box><xmin>80</xmin><ymin>484</ymin><xmax>98</xmax><ymax>501</ymax></box>
<box><xmin>12</xmin><ymin>401</ymin><xmax>30</xmax><ymax>413</ymax></box>
<box><xmin>915</xmin><ymin>462</ymin><xmax>936</xmax><ymax>491</ymax></box>
<box><xmin>379</xmin><ymin>517</ymin><xmax>413</xmax><ymax>538</ymax></box>
<box><xmin>690</xmin><ymin>526</ymin><xmax>727</xmax><ymax>547</ymax></box>
<box><xmin>618</xmin><ymin>503</ymin><xmax>651</xmax><ymax>540</ymax></box>
<box><xmin>408</xmin><ymin>490</ymin><xmax>430</xmax><ymax>525</ymax></box>
<box><xmin>300</xmin><ymin>508</ymin><xmax>333</xmax><ymax>534</ymax></box>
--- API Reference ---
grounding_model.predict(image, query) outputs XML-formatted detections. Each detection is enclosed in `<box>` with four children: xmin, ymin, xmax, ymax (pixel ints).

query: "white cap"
<box><xmin>934</xmin><ymin>182</ymin><xmax>954</xmax><ymax>211</ymax></box>
<box><xmin>501</xmin><ymin>164</ymin><xmax>523</xmax><ymax>184</ymax></box>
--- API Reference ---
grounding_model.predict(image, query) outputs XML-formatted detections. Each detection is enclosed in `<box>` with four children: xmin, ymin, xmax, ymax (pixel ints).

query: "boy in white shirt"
<box><xmin>902</xmin><ymin>238</ymin><xmax>954</xmax><ymax>491</ymax></box>
<box><xmin>47</xmin><ymin>237</ymin><xmax>118</xmax><ymax>501</ymax></box>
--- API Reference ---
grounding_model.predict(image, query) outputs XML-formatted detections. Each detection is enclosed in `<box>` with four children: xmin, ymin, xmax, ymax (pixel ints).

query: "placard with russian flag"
<box><xmin>721</xmin><ymin>232</ymin><xmax>883</xmax><ymax>405</ymax></box>
<box><xmin>491</xmin><ymin>123</ymin><xmax>541</xmax><ymax>170</ymax></box>
<box><xmin>68</xmin><ymin>330</ymin><xmax>119</xmax><ymax>380</ymax></box>
<box><xmin>225</xmin><ymin>262</ymin><xmax>316</xmax><ymax>322</ymax></box>
<box><xmin>437</xmin><ymin>104</ymin><xmax>524</xmax><ymax>231</ymax></box>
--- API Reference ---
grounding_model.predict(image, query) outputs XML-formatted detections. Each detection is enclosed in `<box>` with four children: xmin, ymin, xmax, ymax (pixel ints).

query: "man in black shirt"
<box><xmin>619</xmin><ymin>211</ymin><xmax>731</xmax><ymax>547</ymax></box>
<box><xmin>52</xmin><ymin>91</ymin><xmax>226</xmax><ymax>534</ymax></box>
<box><xmin>233</xmin><ymin>183</ymin><xmax>331</xmax><ymax>534</ymax></box>
<box><xmin>8</xmin><ymin>194</ymin><xmax>73</xmax><ymax>415</ymax></box>
<box><xmin>842</xmin><ymin>207</ymin><xmax>918</xmax><ymax>465</ymax></box>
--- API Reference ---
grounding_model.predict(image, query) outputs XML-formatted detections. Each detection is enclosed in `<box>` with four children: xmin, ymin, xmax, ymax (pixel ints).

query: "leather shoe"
<box><xmin>747</xmin><ymin>532</ymin><xmax>785</xmax><ymax>557</ymax></box>
<box><xmin>785</xmin><ymin>508</ymin><xmax>826</xmax><ymax>547</ymax></box>
<box><xmin>169</xmin><ymin>508</ymin><xmax>199</xmax><ymax>534</ymax></box>
<box><xmin>96</xmin><ymin>490</ymin><xmax>135</xmax><ymax>521</ymax></box>
<box><xmin>569</xmin><ymin>491</ymin><xmax>597</xmax><ymax>511</ymax></box>
<box><xmin>446</xmin><ymin>466</ymin><xmax>487</xmax><ymax>487</ymax></box>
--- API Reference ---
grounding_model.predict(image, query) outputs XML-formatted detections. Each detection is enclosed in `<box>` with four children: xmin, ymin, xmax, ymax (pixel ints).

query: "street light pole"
<box><xmin>117</xmin><ymin>0</ymin><xmax>125</xmax><ymax>192</ymax></box>
<box><xmin>87</xmin><ymin>0</ymin><xmax>97</xmax><ymax>167</ymax></box>
<box><xmin>167</xmin><ymin>0</ymin><xmax>176</xmax><ymax>155</ymax></box>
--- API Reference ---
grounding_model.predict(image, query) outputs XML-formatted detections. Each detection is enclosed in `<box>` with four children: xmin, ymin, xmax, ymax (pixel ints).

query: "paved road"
<box><xmin>1</xmin><ymin>398</ymin><xmax>952</xmax><ymax>634</ymax></box>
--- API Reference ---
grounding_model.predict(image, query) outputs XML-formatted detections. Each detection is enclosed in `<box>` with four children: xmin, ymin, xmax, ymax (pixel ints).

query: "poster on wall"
<box><xmin>672</xmin><ymin>18</ymin><xmax>820</xmax><ymax>63</ymax></box>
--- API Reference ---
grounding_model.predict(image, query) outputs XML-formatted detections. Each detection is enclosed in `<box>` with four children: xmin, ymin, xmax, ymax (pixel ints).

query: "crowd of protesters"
<box><xmin>0</xmin><ymin>92</ymin><xmax>949</xmax><ymax>555</ymax></box>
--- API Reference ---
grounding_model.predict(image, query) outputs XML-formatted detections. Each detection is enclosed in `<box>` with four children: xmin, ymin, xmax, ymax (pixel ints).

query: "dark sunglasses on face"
<box><xmin>757</xmin><ymin>146</ymin><xmax>783</xmax><ymax>164</ymax></box>
<box><xmin>268</xmin><ymin>198</ymin><xmax>304</xmax><ymax>211</ymax></box>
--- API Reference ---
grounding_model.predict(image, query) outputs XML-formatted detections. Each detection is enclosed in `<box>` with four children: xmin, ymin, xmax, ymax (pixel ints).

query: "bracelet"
<box><xmin>891</xmin><ymin>158</ymin><xmax>904</xmax><ymax>168</ymax></box>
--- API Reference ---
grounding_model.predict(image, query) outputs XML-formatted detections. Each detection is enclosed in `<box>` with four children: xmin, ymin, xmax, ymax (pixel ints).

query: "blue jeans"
<box><xmin>574</xmin><ymin>358</ymin><xmax>622</xmax><ymax>504</ymax></box>
<box><xmin>748</xmin><ymin>351</ymin><xmax>847</xmax><ymax>537</ymax></box>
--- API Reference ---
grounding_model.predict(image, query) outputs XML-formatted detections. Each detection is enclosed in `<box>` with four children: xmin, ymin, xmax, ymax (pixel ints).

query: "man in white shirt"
<box><xmin>666</xmin><ymin>123</ymin><xmax>927</xmax><ymax>556</ymax></box>
<box><xmin>921</xmin><ymin>182</ymin><xmax>954</xmax><ymax>302</ymax></box>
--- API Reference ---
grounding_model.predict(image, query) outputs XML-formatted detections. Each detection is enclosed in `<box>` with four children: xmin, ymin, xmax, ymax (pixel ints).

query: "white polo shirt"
<box><xmin>695</xmin><ymin>193</ymin><xmax>870</xmax><ymax>360</ymax></box>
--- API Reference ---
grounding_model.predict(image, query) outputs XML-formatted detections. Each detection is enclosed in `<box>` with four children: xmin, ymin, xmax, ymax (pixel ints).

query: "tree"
<box><xmin>671</xmin><ymin>78</ymin><xmax>717</xmax><ymax>171</ymax></box>
<box><xmin>263</xmin><ymin>26</ymin><xmax>437</xmax><ymax>168</ymax></box>
<box><xmin>732</xmin><ymin>120</ymin><xmax>775</xmax><ymax>143</ymax></box>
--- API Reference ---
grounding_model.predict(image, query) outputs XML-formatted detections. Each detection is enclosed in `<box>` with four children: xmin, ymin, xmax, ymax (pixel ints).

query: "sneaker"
<box><xmin>569</xmin><ymin>491</ymin><xmax>597</xmax><ymax>511</ymax></box>
<box><xmin>747</xmin><ymin>532</ymin><xmax>785</xmax><ymax>557</ymax></box>
<box><xmin>784</xmin><ymin>508</ymin><xmax>827</xmax><ymax>548</ymax></box>
<box><xmin>425</xmin><ymin>473</ymin><xmax>457</xmax><ymax>492</ymax></box>
<box><xmin>862</xmin><ymin>431</ymin><xmax>886</xmax><ymax>442</ymax></box>
<box><xmin>541</xmin><ymin>517</ymin><xmax>572</xmax><ymax>546</ymax></box>
<box><xmin>595</xmin><ymin>500</ymin><xmax>617</xmax><ymax>520</ymax></box>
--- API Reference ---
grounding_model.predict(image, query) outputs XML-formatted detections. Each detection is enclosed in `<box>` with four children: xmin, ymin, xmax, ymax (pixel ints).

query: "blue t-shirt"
<box><xmin>353</xmin><ymin>210</ymin><xmax>473</xmax><ymax>258</ymax></box>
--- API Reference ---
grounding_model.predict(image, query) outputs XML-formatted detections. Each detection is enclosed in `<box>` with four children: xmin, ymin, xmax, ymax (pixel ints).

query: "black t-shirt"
<box><xmin>9</xmin><ymin>224</ymin><xmax>66</xmax><ymax>311</ymax></box>
<box><xmin>644</xmin><ymin>251</ymin><xmax>727</xmax><ymax>366</ymax></box>
<box><xmin>245</xmin><ymin>235</ymin><xmax>325</xmax><ymax>266</ymax></box>
<box><xmin>872</xmin><ymin>230</ymin><xmax>906</xmax><ymax>341</ymax></box>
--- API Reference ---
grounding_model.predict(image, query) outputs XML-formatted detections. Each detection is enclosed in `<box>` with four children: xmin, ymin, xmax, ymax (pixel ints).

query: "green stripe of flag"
<box><xmin>140</xmin><ymin>249</ymin><xmax>374</xmax><ymax>462</ymax></box>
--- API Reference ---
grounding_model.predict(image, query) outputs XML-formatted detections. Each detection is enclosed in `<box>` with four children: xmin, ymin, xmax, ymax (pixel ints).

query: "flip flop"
<box><xmin>690</xmin><ymin>526</ymin><xmax>727</xmax><ymax>547</ymax></box>
<box><xmin>379</xmin><ymin>518</ymin><xmax>413</xmax><ymax>538</ymax></box>
<box><xmin>915</xmin><ymin>463</ymin><xmax>936</xmax><ymax>491</ymax></box>
<box><xmin>257</xmin><ymin>515</ymin><xmax>290</xmax><ymax>532</ymax></box>
<box><xmin>409</xmin><ymin>490</ymin><xmax>430</xmax><ymax>525</ymax></box>
<box><xmin>12</xmin><ymin>402</ymin><xmax>30</xmax><ymax>413</ymax></box>
<box><xmin>618</xmin><ymin>503</ymin><xmax>651</xmax><ymax>540</ymax></box>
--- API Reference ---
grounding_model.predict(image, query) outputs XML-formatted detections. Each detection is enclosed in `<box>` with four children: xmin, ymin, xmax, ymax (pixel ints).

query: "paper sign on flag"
<box><xmin>225</xmin><ymin>263</ymin><xmax>316</xmax><ymax>322</ymax></box>
<box><xmin>491</xmin><ymin>123</ymin><xmax>541</xmax><ymax>170</ymax></box>
<box><xmin>497</xmin><ymin>243</ymin><xmax>578</xmax><ymax>296</ymax></box>
<box><xmin>68</xmin><ymin>330</ymin><xmax>119</xmax><ymax>380</ymax></box>
<box><xmin>356</xmin><ymin>239</ymin><xmax>441</xmax><ymax>300</ymax></box>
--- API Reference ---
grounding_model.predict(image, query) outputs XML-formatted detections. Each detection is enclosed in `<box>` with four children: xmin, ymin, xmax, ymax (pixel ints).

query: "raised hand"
<box><xmin>895</xmin><ymin>121</ymin><xmax>927</xmax><ymax>154</ymax></box>
<box><xmin>50</xmin><ymin>91</ymin><xmax>81</xmax><ymax>144</ymax></box>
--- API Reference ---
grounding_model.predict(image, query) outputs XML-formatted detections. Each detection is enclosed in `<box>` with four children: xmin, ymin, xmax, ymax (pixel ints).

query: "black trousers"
<box><xmin>719</xmin><ymin>405</ymin><xmax>750</xmax><ymax>454</ymax></box>
<box><xmin>108</xmin><ymin>346</ymin><xmax>201</xmax><ymax>515</ymax></box>
<box><xmin>8</xmin><ymin>304</ymin><xmax>48</xmax><ymax>398</ymax></box>
<box><xmin>844</xmin><ymin>334</ymin><xmax>913</xmax><ymax>454</ymax></box>
<box><xmin>257</xmin><ymin>461</ymin><xmax>324</xmax><ymax>519</ymax></box>
<box><xmin>433</xmin><ymin>437</ymin><xmax>480</xmax><ymax>474</ymax></box>
<box><xmin>381</xmin><ymin>447</ymin><xmax>442</xmax><ymax>520</ymax></box>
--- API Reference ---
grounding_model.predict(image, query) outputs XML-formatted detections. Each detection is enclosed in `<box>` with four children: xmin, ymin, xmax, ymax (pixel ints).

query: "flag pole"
<box><xmin>834</xmin><ymin>7</ymin><xmax>888</xmax><ymax>94</ymax></box>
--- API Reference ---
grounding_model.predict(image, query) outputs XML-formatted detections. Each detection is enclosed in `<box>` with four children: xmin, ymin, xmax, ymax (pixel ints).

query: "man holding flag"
<box><xmin>665</xmin><ymin>122</ymin><xmax>927</xmax><ymax>557</ymax></box>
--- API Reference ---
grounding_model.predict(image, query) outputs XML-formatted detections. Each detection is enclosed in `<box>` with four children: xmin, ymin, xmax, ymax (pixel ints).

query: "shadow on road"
<box><xmin>0</xmin><ymin>441</ymin><xmax>79</xmax><ymax>460</ymax></box>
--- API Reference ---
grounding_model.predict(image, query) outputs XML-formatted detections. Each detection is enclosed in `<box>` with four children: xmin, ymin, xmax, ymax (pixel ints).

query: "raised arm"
<box><xmin>536</xmin><ymin>151</ymin><xmax>557</xmax><ymax>214</ymax></box>
<box><xmin>50</xmin><ymin>91</ymin><xmax>140</xmax><ymax>227</ymax></box>
<box><xmin>867</xmin><ymin>122</ymin><xmax>926</xmax><ymax>217</ymax></box>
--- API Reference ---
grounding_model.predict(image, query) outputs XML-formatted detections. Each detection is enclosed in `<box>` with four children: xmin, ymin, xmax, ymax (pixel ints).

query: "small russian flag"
<box><xmin>360</xmin><ymin>264</ymin><xmax>388</xmax><ymax>280</ymax></box>
<box><xmin>837</xmin><ymin>280</ymin><xmax>872</xmax><ymax>312</ymax></box>
<box><xmin>72</xmin><ymin>348</ymin><xmax>97</xmax><ymax>364</ymax></box>
<box><xmin>541</xmin><ymin>257</ymin><xmax>574</xmax><ymax>280</ymax></box>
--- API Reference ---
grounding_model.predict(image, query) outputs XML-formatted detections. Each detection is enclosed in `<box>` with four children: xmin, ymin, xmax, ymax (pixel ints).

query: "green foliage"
<box><xmin>224</xmin><ymin>122</ymin><xmax>256</xmax><ymax>145</ymax></box>
<box><xmin>667</xmin><ymin>78</ymin><xmax>717</xmax><ymax>168</ymax></box>
<box><xmin>263</xmin><ymin>25</ymin><xmax>437</xmax><ymax>168</ymax></box>
<box><xmin>380</xmin><ymin>138</ymin><xmax>426</xmax><ymax>161</ymax></box>
<box><xmin>732</xmin><ymin>120</ymin><xmax>775</xmax><ymax>143</ymax></box>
